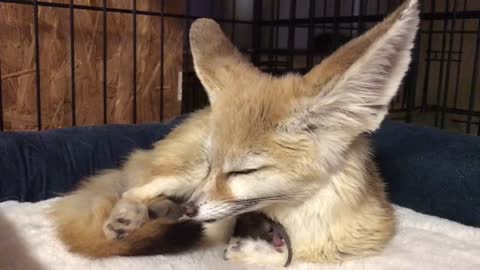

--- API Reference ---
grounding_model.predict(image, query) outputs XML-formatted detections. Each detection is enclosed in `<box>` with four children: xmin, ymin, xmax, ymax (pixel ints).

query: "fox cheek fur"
<box><xmin>189</xmin><ymin>157</ymin><xmax>336</xmax><ymax>223</ymax></box>
<box><xmin>186</xmin><ymin>134</ymin><xmax>323</xmax><ymax>221</ymax></box>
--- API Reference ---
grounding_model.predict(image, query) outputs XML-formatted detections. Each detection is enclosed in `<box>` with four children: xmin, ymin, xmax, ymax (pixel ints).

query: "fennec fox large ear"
<box><xmin>298</xmin><ymin>0</ymin><xmax>419</xmax><ymax>133</ymax></box>
<box><xmin>189</xmin><ymin>19</ymin><xmax>261</xmax><ymax>104</ymax></box>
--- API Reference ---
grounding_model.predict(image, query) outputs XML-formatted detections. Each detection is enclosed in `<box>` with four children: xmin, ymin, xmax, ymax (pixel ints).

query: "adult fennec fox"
<box><xmin>51</xmin><ymin>0</ymin><xmax>419</xmax><ymax>265</ymax></box>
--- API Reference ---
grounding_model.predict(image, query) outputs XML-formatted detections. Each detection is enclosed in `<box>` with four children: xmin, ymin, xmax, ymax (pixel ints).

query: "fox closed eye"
<box><xmin>227</xmin><ymin>168</ymin><xmax>259</xmax><ymax>177</ymax></box>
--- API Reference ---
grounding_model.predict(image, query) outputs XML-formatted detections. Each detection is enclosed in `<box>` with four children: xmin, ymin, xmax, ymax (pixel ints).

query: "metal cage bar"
<box><xmin>421</xmin><ymin>0</ymin><xmax>435</xmax><ymax>111</ymax></box>
<box><xmin>0</xmin><ymin>62</ymin><xmax>3</xmax><ymax>131</ymax></box>
<box><xmin>231</xmin><ymin>0</ymin><xmax>236</xmax><ymax>41</ymax></box>
<box><xmin>452</xmin><ymin>0</ymin><xmax>468</xmax><ymax>108</ymax></box>
<box><xmin>466</xmin><ymin>19</ymin><xmax>480</xmax><ymax>134</ymax></box>
<box><xmin>306</xmin><ymin>0</ymin><xmax>315</xmax><ymax>69</ymax></box>
<box><xmin>1</xmin><ymin>0</ymin><xmax>252</xmax><ymax>24</ymax></box>
<box><xmin>267</xmin><ymin>0</ymin><xmax>275</xmax><ymax>72</ymax></box>
<box><xmin>181</xmin><ymin>0</ymin><xmax>192</xmax><ymax>115</ymax></box>
<box><xmin>160</xmin><ymin>0</ymin><xmax>165</xmax><ymax>121</ymax></box>
<box><xmin>252</xmin><ymin>0</ymin><xmax>262</xmax><ymax>66</ymax></box>
<box><xmin>103</xmin><ymin>0</ymin><xmax>108</xmax><ymax>124</ymax></box>
<box><xmin>0</xmin><ymin>0</ymin><xmax>479</xmax><ymax>136</ymax></box>
<box><xmin>69</xmin><ymin>0</ymin><xmax>76</xmax><ymax>126</ymax></box>
<box><xmin>34</xmin><ymin>0</ymin><xmax>42</xmax><ymax>130</ymax></box>
<box><xmin>440</xmin><ymin>0</ymin><xmax>458</xmax><ymax>128</ymax></box>
<box><xmin>287</xmin><ymin>0</ymin><xmax>296</xmax><ymax>70</ymax></box>
<box><xmin>132</xmin><ymin>0</ymin><xmax>138</xmax><ymax>124</ymax></box>
<box><xmin>434</xmin><ymin>0</ymin><xmax>451</xmax><ymax>127</ymax></box>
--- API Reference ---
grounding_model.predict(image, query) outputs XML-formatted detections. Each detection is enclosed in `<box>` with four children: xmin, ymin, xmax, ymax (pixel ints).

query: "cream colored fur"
<box><xmin>51</xmin><ymin>0</ymin><xmax>419</xmax><ymax>265</ymax></box>
<box><xmin>187</xmin><ymin>0</ymin><xmax>419</xmax><ymax>265</ymax></box>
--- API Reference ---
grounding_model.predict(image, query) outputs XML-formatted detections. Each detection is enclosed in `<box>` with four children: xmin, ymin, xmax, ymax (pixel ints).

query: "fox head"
<box><xmin>185</xmin><ymin>0</ymin><xmax>419</xmax><ymax>222</ymax></box>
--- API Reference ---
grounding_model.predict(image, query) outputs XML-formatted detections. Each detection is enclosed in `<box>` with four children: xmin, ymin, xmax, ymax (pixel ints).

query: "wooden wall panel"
<box><xmin>0</xmin><ymin>0</ymin><xmax>185</xmax><ymax>131</ymax></box>
<box><xmin>163</xmin><ymin>17</ymin><xmax>184</xmax><ymax>121</ymax></box>
<box><xmin>136</xmin><ymin>10</ymin><xmax>162</xmax><ymax>124</ymax></box>
<box><xmin>74</xmin><ymin>7</ymin><xmax>104</xmax><ymax>126</ymax></box>
<box><xmin>38</xmin><ymin>6</ymin><xmax>72</xmax><ymax>130</ymax></box>
<box><xmin>0</xmin><ymin>4</ymin><xmax>37</xmax><ymax>131</ymax></box>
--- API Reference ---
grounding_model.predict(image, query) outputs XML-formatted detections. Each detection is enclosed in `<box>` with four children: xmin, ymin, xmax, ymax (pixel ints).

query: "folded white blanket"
<box><xmin>0</xmin><ymin>199</ymin><xmax>479</xmax><ymax>270</ymax></box>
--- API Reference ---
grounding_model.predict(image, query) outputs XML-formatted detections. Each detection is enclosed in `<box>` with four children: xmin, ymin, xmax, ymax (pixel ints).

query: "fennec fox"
<box><xmin>51</xmin><ymin>0</ymin><xmax>419</xmax><ymax>265</ymax></box>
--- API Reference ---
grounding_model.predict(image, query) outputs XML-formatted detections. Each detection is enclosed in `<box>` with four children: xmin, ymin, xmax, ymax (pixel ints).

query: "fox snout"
<box><xmin>182</xmin><ymin>202</ymin><xmax>199</xmax><ymax>218</ymax></box>
<box><xmin>182</xmin><ymin>202</ymin><xmax>220</xmax><ymax>222</ymax></box>
<box><xmin>181</xmin><ymin>196</ymin><xmax>262</xmax><ymax>223</ymax></box>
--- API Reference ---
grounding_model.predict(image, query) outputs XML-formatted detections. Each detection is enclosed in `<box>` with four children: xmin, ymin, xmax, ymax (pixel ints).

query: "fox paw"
<box><xmin>103</xmin><ymin>199</ymin><xmax>148</xmax><ymax>240</ymax></box>
<box><xmin>223</xmin><ymin>239</ymin><xmax>244</xmax><ymax>259</ymax></box>
<box><xmin>223</xmin><ymin>238</ymin><xmax>287</xmax><ymax>266</ymax></box>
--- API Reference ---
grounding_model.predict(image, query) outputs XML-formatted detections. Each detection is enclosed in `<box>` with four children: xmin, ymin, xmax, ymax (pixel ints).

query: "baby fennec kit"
<box><xmin>51</xmin><ymin>0</ymin><xmax>419</xmax><ymax>266</ymax></box>
<box><xmin>149</xmin><ymin>201</ymin><xmax>293</xmax><ymax>266</ymax></box>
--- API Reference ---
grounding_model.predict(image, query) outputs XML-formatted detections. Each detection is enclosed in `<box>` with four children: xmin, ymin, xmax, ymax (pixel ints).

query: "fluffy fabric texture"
<box><xmin>1</xmin><ymin>198</ymin><xmax>479</xmax><ymax>270</ymax></box>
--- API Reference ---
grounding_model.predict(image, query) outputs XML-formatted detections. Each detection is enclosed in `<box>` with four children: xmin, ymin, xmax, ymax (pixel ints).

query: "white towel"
<box><xmin>1</xmin><ymin>199</ymin><xmax>479</xmax><ymax>270</ymax></box>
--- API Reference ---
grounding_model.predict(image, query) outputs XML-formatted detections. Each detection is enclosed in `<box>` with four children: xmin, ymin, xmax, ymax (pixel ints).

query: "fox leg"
<box><xmin>103</xmin><ymin>176</ymin><xmax>199</xmax><ymax>240</ymax></box>
<box><xmin>103</xmin><ymin>176</ymin><xmax>236</xmax><ymax>243</ymax></box>
<box><xmin>122</xmin><ymin>176</ymin><xmax>197</xmax><ymax>202</ymax></box>
<box><xmin>223</xmin><ymin>237</ymin><xmax>289</xmax><ymax>267</ymax></box>
<box><xmin>102</xmin><ymin>110</ymin><xmax>212</xmax><ymax>240</ymax></box>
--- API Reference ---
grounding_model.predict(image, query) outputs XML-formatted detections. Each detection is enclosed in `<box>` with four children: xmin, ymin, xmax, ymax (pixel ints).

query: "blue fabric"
<box><xmin>0</xmin><ymin>118</ymin><xmax>185</xmax><ymax>202</ymax></box>
<box><xmin>372</xmin><ymin>121</ymin><xmax>480</xmax><ymax>228</ymax></box>
<box><xmin>0</xmin><ymin>118</ymin><xmax>479</xmax><ymax>228</ymax></box>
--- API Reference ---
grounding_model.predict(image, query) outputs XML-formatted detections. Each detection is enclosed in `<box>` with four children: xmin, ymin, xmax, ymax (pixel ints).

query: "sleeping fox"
<box><xmin>51</xmin><ymin>0</ymin><xmax>419</xmax><ymax>265</ymax></box>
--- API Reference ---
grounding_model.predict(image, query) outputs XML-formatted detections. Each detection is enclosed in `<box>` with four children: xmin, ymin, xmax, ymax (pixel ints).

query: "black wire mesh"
<box><xmin>0</xmin><ymin>0</ymin><xmax>479</xmax><ymax>135</ymax></box>
<box><xmin>0</xmin><ymin>61</ymin><xmax>3</xmax><ymax>131</ymax></box>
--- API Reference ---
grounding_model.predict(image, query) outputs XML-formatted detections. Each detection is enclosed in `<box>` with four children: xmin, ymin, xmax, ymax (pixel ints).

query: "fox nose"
<box><xmin>183</xmin><ymin>203</ymin><xmax>198</xmax><ymax>218</ymax></box>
